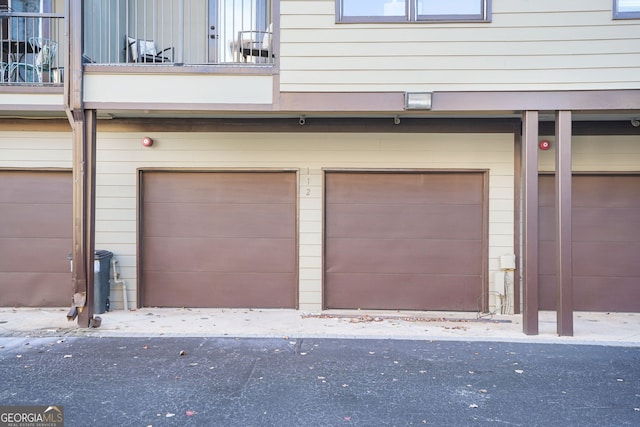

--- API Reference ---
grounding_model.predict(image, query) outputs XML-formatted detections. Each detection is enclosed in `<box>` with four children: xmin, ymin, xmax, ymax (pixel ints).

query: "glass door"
<box><xmin>209</xmin><ymin>0</ymin><xmax>271</xmax><ymax>64</ymax></box>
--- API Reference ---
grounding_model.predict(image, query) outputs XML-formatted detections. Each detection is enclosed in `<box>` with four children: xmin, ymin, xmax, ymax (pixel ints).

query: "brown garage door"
<box><xmin>539</xmin><ymin>174</ymin><xmax>640</xmax><ymax>312</ymax></box>
<box><xmin>0</xmin><ymin>170</ymin><xmax>72</xmax><ymax>307</ymax></box>
<box><xmin>325</xmin><ymin>171</ymin><xmax>487</xmax><ymax>311</ymax></box>
<box><xmin>140</xmin><ymin>171</ymin><xmax>297</xmax><ymax>308</ymax></box>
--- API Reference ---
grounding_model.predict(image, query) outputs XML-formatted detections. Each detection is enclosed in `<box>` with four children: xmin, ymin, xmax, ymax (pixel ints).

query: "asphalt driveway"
<box><xmin>1</xmin><ymin>337</ymin><xmax>639</xmax><ymax>426</ymax></box>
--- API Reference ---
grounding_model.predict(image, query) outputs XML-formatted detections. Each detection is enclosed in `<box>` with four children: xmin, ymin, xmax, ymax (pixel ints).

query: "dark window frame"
<box><xmin>336</xmin><ymin>0</ymin><xmax>491</xmax><ymax>24</ymax></box>
<box><xmin>613</xmin><ymin>0</ymin><xmax>640</xmax><ymax>19</ymax></box>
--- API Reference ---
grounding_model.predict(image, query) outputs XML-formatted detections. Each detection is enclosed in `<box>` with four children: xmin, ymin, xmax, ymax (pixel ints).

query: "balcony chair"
<box><xmin>237</xmin><ymin>23</ymin><xmax>273</xmax><ymax>62</ymax></box>
<box><xmin>126</xmin><ymin>36</ymin><xmax>174</xmax><ymax>63</ymax></box>
<box><xmin>8</xmin><ymin>37</ymin><xmax>58</xmax><ymax>83</ymax></box>
<box><xmin>0</xmin><ymin>62</ymin><xmax>8</xmax><ymax>82</ymax></box>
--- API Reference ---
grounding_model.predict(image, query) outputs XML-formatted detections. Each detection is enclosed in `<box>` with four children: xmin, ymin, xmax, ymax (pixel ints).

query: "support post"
<box><xmin>65</xmin><ymin>0</ymin><xmax>98</xmax><ymax>327</ymax></box>
<box><xmin>522</xmin><ymin>111</ymin><xmax>539</xmax><ymax>335</ymax></box>
<box><xmin>555</xmin><ymin>110</ymin><xmax>573</xmax><ymax>336</ymax></box>
<box><xmin>71</xmin><ymin>110</ymin><xmax>97</xmax><ymax>328</ymax></box>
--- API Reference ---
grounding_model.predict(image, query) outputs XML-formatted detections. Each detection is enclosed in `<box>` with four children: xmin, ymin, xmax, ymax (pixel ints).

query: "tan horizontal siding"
<box><xmin>279</xmin><ymin>0</ymin><xmax>640</xmax><ymax>92</ymax></box>
<box><xmin>495</xmin><ymin>0</ymin><xmax>607</xmax><ymax>14</ymax></box>
<box><xmin>539</xmin><ymin>135</ymin><xmax>640</xmax><ymax>172</ymax></box>
<box><xmin>282</xmin><ymin>55</ymin><xmax>640</xmax><ymax>71</ymax></box>
<box><xmin>282</xmin><ymin>39</ymin><xmax>640</xmax><ymax>57</ymax></box>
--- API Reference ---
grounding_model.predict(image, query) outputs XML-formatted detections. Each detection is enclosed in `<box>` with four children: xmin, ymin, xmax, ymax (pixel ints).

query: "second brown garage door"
<box><xmin>539</xmin><ymin>174</ymin><xmax>640</xmax><ymax>312</ymax></box>
<box><xmin>325</xmin><ymin>171</ymin><xmax>487</xmax><ymax>311</ymax></box>
<box><xmin>140</xmin><ymin>171</ymin><xmax>297</xmax><ymax>308</ymax></box>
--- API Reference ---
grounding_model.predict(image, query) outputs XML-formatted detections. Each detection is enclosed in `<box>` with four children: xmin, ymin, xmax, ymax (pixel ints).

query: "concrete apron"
<box><xmin>1</xmin><ymin>307</ymin><xmax>639</xmax><ymax>346</ymax></box>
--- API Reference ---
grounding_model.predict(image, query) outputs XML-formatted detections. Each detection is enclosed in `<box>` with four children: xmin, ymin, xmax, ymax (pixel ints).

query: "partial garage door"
<box><xmin>140</xmin><ymin>171</ymin><xmax>297</xmax><ymax>308</ymax></box>
<box><xmin>0</xmin><ymin>170</ymin><xmax>72</xmax><ymax>306</ymax></box>
<box><xmin>539</xmin><ymin>174</ymin><xmax>640</xmax><ymax>312</ymax></box>
<box><xmin>325</xmin><ymin>171</ymin><xmax>487</xmax><ymax>311</ymax></box>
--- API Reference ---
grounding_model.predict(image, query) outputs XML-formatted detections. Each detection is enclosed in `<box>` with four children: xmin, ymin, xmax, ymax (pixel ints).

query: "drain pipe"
<box><xmin>111</xmin><ymin>259</ymin><xmax>128</xmax><ymax>311</ymax></box>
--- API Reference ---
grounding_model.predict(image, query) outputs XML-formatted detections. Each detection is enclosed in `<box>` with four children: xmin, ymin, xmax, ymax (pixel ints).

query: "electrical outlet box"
<box><xmin>499</xmin><ymin>254</ymin><xmax>516</xmax><ymax>270</ymax></box>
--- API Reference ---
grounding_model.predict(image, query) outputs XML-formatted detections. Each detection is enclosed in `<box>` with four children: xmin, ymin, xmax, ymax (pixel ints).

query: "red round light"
<box><xmin>539</xmin><ymin>140</ymin><xmax>551</xmax><ymax>150</ymax></box>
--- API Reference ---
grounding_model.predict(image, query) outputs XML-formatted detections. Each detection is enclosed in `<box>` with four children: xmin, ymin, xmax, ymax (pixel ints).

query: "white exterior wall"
<box><xmin>83</xmin><ymin>74</ymin><xmax>274</xmax><ymax>105</ymax></box>
<box><xmin>280</xmin><ymin>0</ymin><xmax>640</xmax><ymax>92</ymax></box>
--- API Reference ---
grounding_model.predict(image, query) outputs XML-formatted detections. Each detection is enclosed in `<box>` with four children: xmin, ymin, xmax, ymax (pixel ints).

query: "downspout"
<box><xmin>63</xmin><ymin>0</ymin><xmax>73</xmax><ymax>127</ymax></box>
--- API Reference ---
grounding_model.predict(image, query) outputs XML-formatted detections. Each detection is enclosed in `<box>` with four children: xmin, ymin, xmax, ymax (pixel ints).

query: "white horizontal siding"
<box><xmin>279</xmin><ymin>0</ymin><xmax>640</xmax><ymax>91</ymax></box>
<box><xmin>0</xmin><ymin>133</ymin><xmax>72</xmax><ymax>168</ymax></box>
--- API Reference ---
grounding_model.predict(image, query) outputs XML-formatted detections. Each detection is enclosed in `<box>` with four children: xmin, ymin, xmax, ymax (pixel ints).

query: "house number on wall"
<box><xmin>305</xmin><ymin>175</ymin><xmax>311</xmax><ymax>196</ymax></box>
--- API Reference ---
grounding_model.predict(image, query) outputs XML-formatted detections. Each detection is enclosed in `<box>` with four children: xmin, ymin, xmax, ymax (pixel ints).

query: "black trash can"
<box><xmin>67</xmin><ymin>250</ymin><xmax>113</xmax><ymax>314</ymax></box>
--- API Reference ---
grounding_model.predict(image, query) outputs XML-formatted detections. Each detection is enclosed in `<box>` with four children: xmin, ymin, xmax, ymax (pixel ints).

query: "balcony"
<box><xmin>0</xmin><ymin>8</ymin><xmax>65</xmax><ymax>85</ymax></box>
<box><xmin>84</xmin><ymin>0</ymin><xmax>274</xmax><ymax>67</ymax></box>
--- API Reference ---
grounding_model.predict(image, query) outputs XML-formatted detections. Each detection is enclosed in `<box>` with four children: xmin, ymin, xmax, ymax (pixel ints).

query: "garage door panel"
<box><xmin>0</xmin><ymin>272</ymin><xmax>69</xmax><ymax>307</ymax></box>
<box><xmin>538</xmin><ymin>274</ymin><xmax>556</xmax><ymax>310</ymax></box>
<box><xmin>325</xmin><ymin>273</ymin><xmax>481</xmax><ymax>311</ymax></box>
<box><xmin>541</xmin><ymin>208</ymin><xmax>640</xmax><ymax>243</ymax></box>
<box><xmin>538</xmin><ymin>178</ymin><xmax>555</xmax><ymax>206</ymax></box>
<box><xmin>327</xmin><ymin>173</ymin><xmax>483</xmax><ymax>205</ymax></box>
<box><xmin>573</xmin><ymin>242</ymin><xmax>640</xmax><ymax>276</ymax></box>
<box><xmin>574</xmin><ymin>176</ymin><xmax>640</xmax><ymax>208</ymax></box>
<box><xmin>573</xmin><ymin>208</ymin><xmax>640</xmax><ymax>242</ymax></box>
<box><xmin>0</xmin><ymin>204</ymin><xmax>71</xmax><ymax>238</ymax></box>
<box><xmin>573</xmin><ymin>277</ymin><xmax>640</xmax><ymax>312</ymax></box>
<box><xmin>0</xmin><ymin>172</ymin><xmax>71</xmax><ymax>203</ymax></box>
<box><xmin>326</xmin><ymin>204</ymin><xmax>482</xmax><ymax>240</ymax></box>
<box><xmin>144</xmin><ymin>203</ymin><xmax>295</xmax><ymax>239</ymax></box>
<box><xmin>538</xmin><ymin>206</ymin><xmax>556</xmax><ymax>241</ymax></box>
<box><xmin>141</xmin><ymin>171</ymin><xmax>297</xmax><ymax>308</ymax></box>
<box><xmin>542</xmin><ymin>275</ymin><xmax>640</xmax><ymax>312</ymax></box>
<box><xmin>538</xmin><ymin>241</ymin><xmax>556</xmax><ymax>275</ymax></box>
<box><xmin>143</xmin><ymin>237</ymin><xmax>295</xmax><ymax>272</ymax></box>
<box><xmin>326</xmin><ymin>239</ymin><xmax>482</xmax><ymax>275</ymax></box>
<box><xmin>143</xmin><ymin>172</ymin><xmax>295</xmax><ymax>204</ymax></box>
<box><xmin>142</xmin><ymin>272</ymin><xmax>296</xmax><ymax>308</ymax></box>
<box><xmin>0</xmin><ymin>238</ymin><xmax>70</xmax><ymax>272</ymax></box>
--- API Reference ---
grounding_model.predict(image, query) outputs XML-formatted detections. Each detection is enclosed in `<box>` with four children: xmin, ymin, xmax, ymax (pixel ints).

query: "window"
<box><xmin>337</xmin><ymin>0</ymin><xmax>490</xmax><ymax>23</ymax></box>
<box><xmin>614</xmin><ymin>0</ymin><xmax>640</xmax><ymax>18</ymax></box>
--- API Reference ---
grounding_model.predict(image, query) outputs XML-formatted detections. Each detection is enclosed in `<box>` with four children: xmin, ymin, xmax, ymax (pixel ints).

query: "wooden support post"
<box><xmin>66</xmin><ymin>0</ymin><xmax>98</xmax><ymax>327</ymax></box>
<box><xmin>555</xmin><ymin>110</ymin><xmax>573</xmax><ymax>336</ymax></box>
<box><xmin>522</xmin><ymin>111</ymin><xmax>539</xmax><ymax>335</ymax></box>
<box><xmin>71</xmin><ymin>110</ymin><xmax>97</xmax><ymax>328</ymax></box>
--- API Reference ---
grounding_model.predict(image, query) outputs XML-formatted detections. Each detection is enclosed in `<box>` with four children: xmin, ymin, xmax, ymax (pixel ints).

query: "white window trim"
<box><xmin>614</xmin><ymin>0</ymin><xmax>640</xmax><ymax>19</ymax></box>
<box><xmin>337</xmin><ymin>0</ymin><xmax>491</xmax><ymax>24</ymax></box>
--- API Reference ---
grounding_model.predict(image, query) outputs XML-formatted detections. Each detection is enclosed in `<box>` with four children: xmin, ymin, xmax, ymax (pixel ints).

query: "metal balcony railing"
<box><xmin>0</xmin><ymin>9</ymin><xmax>65</xmax><ymax>85</ymax></box>
<box><xmin>84</xmin><ymin>0</ymin><xmax>274</xmax><ymax>66</ymax></box>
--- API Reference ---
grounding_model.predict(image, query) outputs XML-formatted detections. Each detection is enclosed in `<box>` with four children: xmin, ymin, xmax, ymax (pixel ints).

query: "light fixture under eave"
<box><xmin>404</xmin><ymin>92</ymin><xmax>433</xmax><ymax>110</ymax></box>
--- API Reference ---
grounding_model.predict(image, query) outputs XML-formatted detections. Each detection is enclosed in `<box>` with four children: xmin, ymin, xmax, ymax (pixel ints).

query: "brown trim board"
<box><xmin>278</xmin><ymin>90</ymin><xmax>640</xmax><ymax>113</ymax></box>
